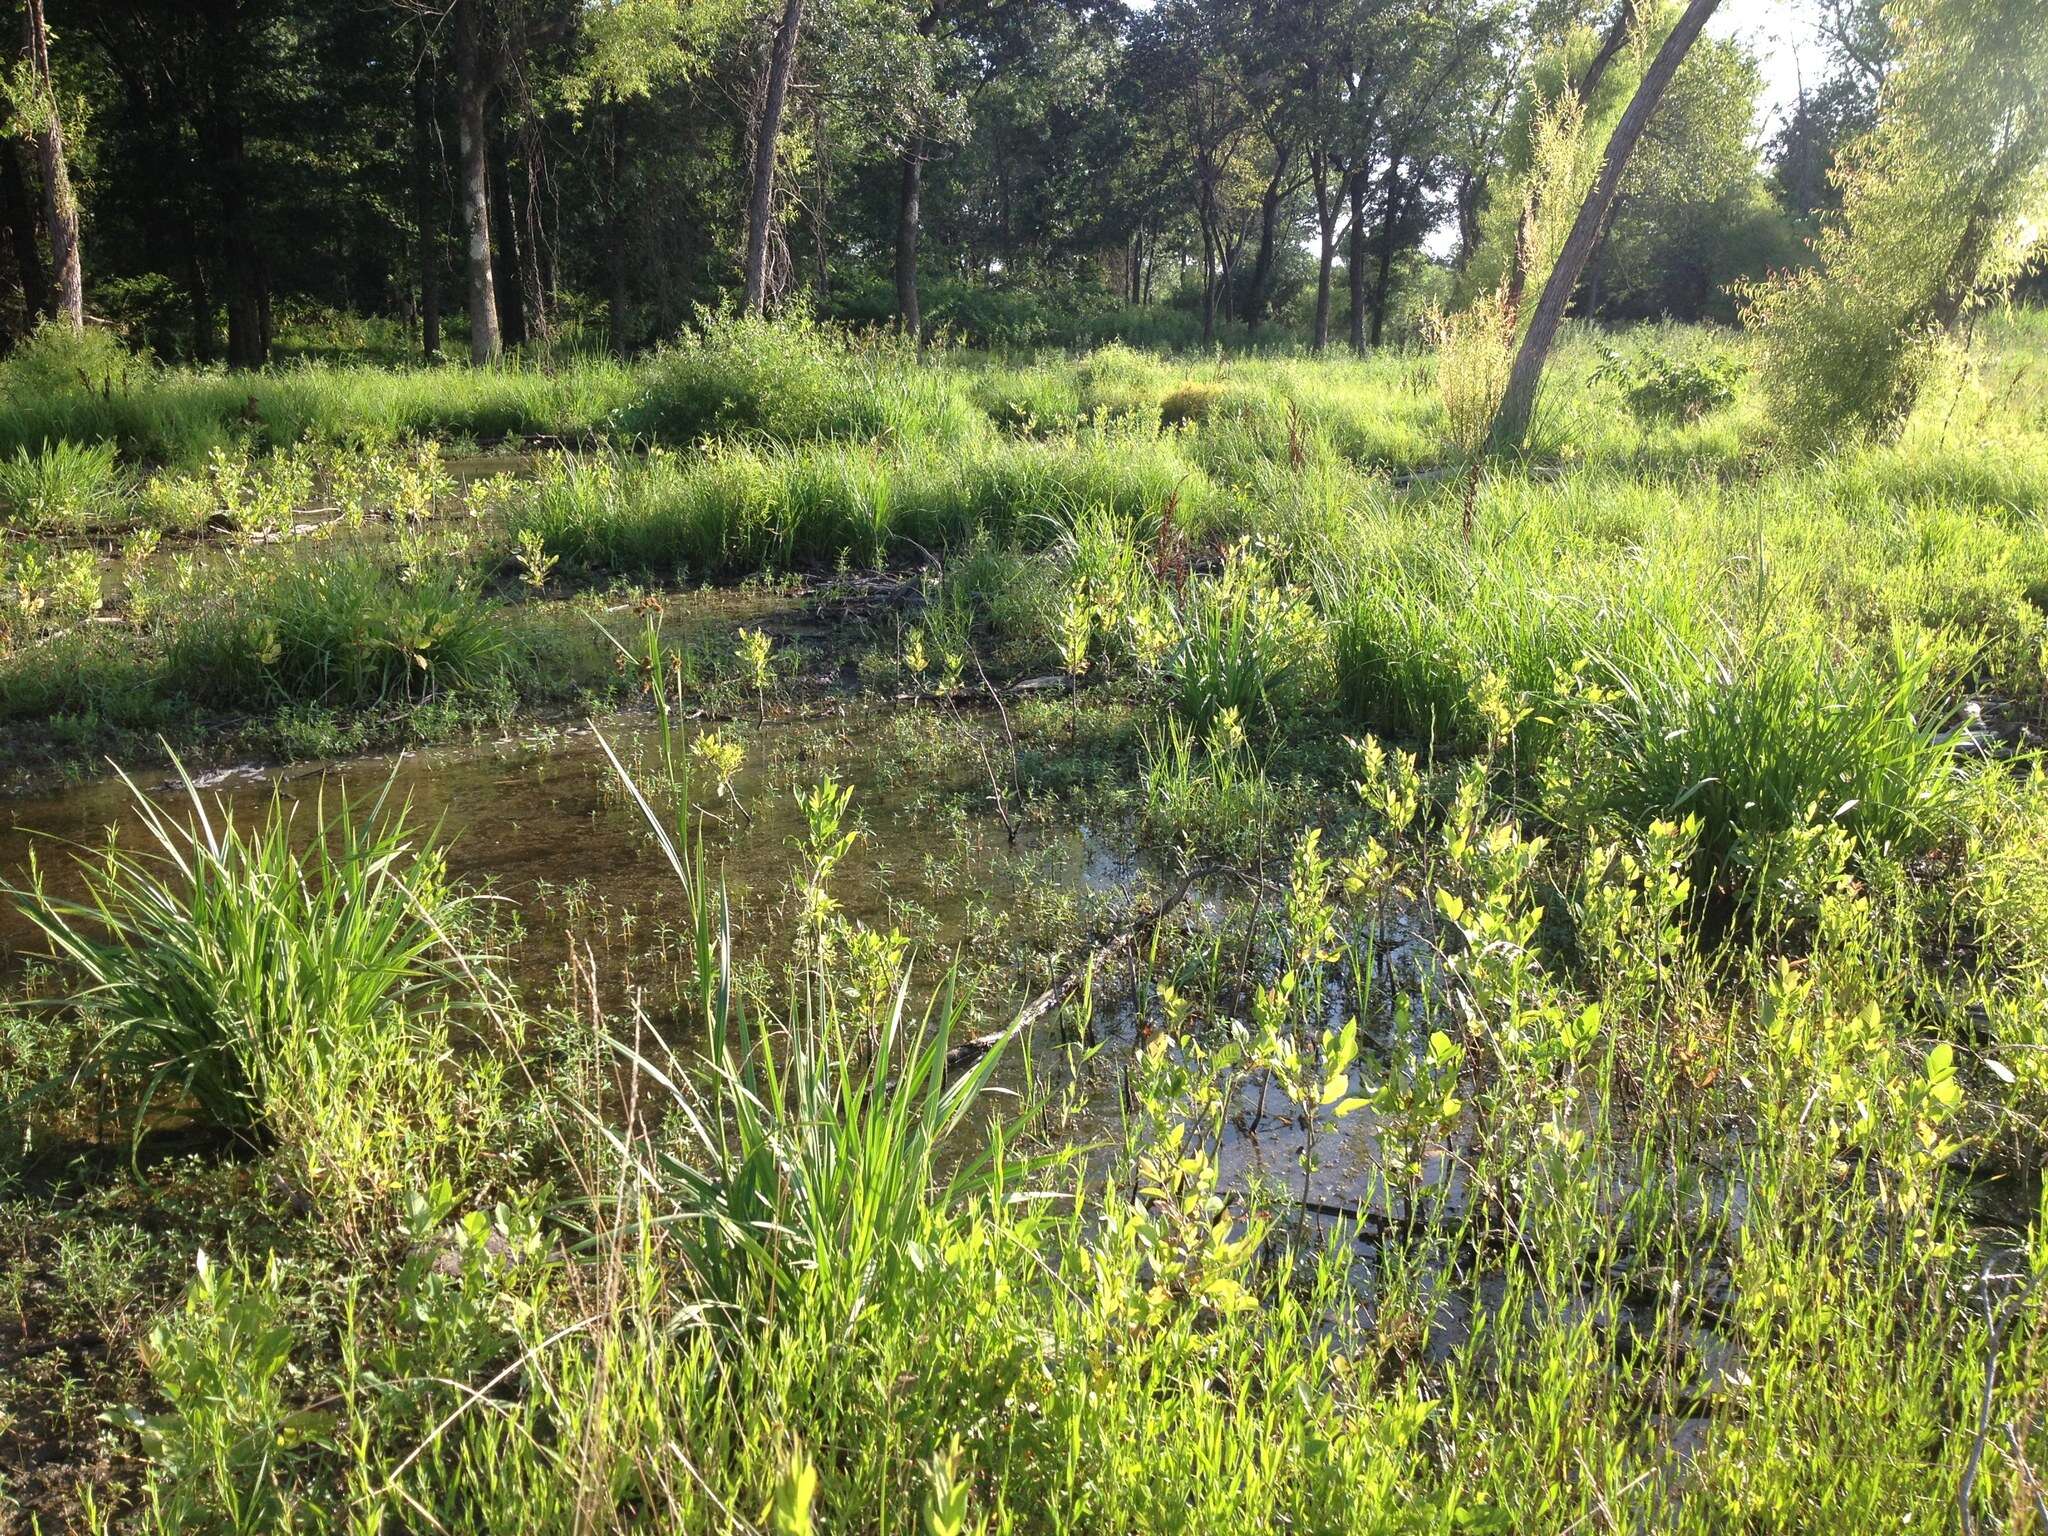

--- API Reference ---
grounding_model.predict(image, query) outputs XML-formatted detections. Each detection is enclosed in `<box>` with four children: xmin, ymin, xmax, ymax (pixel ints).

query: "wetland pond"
<box><xmin>1</xmin><ymin>696</ymin><xmax>1460</xmax><ymax>1222</ymax></box>
<box><xmin>6</xmin><ymin>700</ymin><xmax>2038</xmax><ymax>1243</ymax></box>
<box><xmin>4</xmin><ymin>692</ymin><xmax>2042</xmax><ymax>1513</ymax></box>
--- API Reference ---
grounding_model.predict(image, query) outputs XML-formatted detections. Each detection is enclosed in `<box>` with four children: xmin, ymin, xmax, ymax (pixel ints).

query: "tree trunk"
<box><xmin>216</xmin><ymin>110</ymin><xmax>265</xmax><ymax>368</ymax></box>
<box><xmin>1244</xmin><ymin>150</ymin><xmax>1291</xmax><ymax>335</ymax></box>
<box><xmin>0</xmin><ymin>140</ymin><xmax>46</xmax><ymax>325</ymax></box>
<box><xmin>1369</xmin><ymin>159</ymin><xmax>1404</xmax><ymax>348</ymax></box>
<box><xmin>21</xmin><ymin>0</ymin><xmax>80</xmax><ymax>329</ymax></box>
<box><xmin>489</xmin><ymin>131</ymin><xmax>528</xmax><ymax>350</ymax></box>
<box><xmin>894</xmin><ymin>144</ymin><xmax>922</xmax><ymax>343</ymax></box>
<box><xmin>413</xmin><ymin>61</ymin><xmax>443</xmax><ymax>359</ymax></box>
<box><xmin>1346</xmin><ymin>167</ymin><xmax>1368</xmax><ymax>354</ymax></box>
<box><xmin>453</xmin><ymin>0</ymin><xmax>500</xmax><ymax>363</ymax></box>
<box><xmin>517</xmin><ymin>120</ymin><xmax>550</xmax><ymax>341</ymax></box>
<box><xmin>1200</xmin><ymin>209</ymin><xmax>1218</xmax><ymax>347</ymax></box>
<box><xmin>1453</xmin><ymin>168</ymin><xmax>1483</xmax><ymax>271</ymax></box>
<box><xmin>1312</xmin><ymin>236</ymin><xmax>1334</xmax><ymax>353</ymax></box>
<box><xmin>1491</xmin><ymin>0</ymin><xmax>1721</xmax><ymax>449</ymax></box>
<box><xmin>606</xmin><ymin>98</ymin><xmax>631</xmax><ymax>358</ymax></box>
<box><xmin>1309</xmin><ymin>154</ymin><xmax>1342</xmax><ymax>354</ymax></box>
<box><xmin>185</xmin><ymin>239</ymin><xmax>216</xmax><ymax>362</ymax></box>
<box><xmin>742</xmin><ymin>0</ymin><xmax>805</xmax><ymax>314</ymax></box>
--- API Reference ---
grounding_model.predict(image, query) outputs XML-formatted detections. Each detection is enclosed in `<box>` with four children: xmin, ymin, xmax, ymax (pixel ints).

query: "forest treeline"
<box><xmin>6</xmin><ymin>0</ymin><xmax>2022</xmax><ymax>365</ymax></box>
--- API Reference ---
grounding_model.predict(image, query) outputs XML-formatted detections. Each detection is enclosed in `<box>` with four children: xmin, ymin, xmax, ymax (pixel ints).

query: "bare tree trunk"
<box><xmin>0</xmin><ymin>140</ymin><xmax>46</xmax><ymax>325</ymax></box>
<box><xmin>1312</xmin><ymin>234</ymin><xmax>1335</xmax><ymax>352</ymax></box>
<box><xmin>1491</xmin><ymin>0</ymin><xmax>1721</xmax><ymax>448</ymax></box>
<box><xmin>21</xmin><ymin>0</ymin><xmax>80</xmax><ymax>329</ymax></box>
<box><xmin>413</xmin><ymin>61</ymin><xmax>442</xmax><ymax>358</ymax></box>
<box><xmin>185</xmin><ymin>239</ymin><xmax>216</xmax><ymax>362</ymax></box>
<box><xmin>1244</xmin><ymin>148</ymin><xmax>1292</xmax><ymax>335</ymax></box>
<box><xmin>1308</xmin><ymin>155</ymin><xmax>1341</xmax><ymax>354</ymax></box>
<box><xmin>213</xmin><ymin>106</ymin><xmax>265</xmax><ymax>368</ymax></box>
<box><xmin>1453</xmin><ymin>168</ymin><xmax>1483</xmax><ymax>270</ymax></box>
<box><xmin>1200</xmin><ymin>213</ymin><xmax>1218</xmax><ymax>347</ymax></box>
<box><xmin>742</xmin><ymin>0</ymin><xmax>804</xmax><ymax>314</ymax></box>
<box><xmin>807</xmin><ymin>89</ymin><xmax>830</xmax><ymax>308</ymax></box>
<box><xmin>1346</xmin><ymin>167</ymin><xmax>1368</xmax><ymax>354</ymax></box>
<box><xmin>894</xmin><ymin>143</ymin><xmax>922</xmax><ymax>343</ymax></box>
<box><xmin>453</xmin><ymin>0</ymin><xmax>500</xmax><ymax>363</ymax></box>
<box><xmin>517</xmin><ymin>117</ymin><xmax>550</xmax><ymax>341</ymax></box>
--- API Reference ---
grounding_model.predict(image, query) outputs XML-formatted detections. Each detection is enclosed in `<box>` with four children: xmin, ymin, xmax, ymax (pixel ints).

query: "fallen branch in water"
<box><xmin>948</xmin><ymin>860</ymin><xmax>1258</xmax><ymax>1066</ymax></box>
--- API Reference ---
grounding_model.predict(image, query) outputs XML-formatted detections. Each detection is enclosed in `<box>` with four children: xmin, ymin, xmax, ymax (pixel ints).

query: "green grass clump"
<box><xmin>167</xmin><ymin>558</ymin><xmax>512</xmax><ymax>713</ymax></box>
<box><xmin>9</xmin><ymin>769</ymin><xmax>467</xmax><ymax>1145</ymax></box>
<box><xmin>0</xmin><ymin>439</ymin><xmax>121</xmax><ymax>527</ymax></box>
<box><xmin>513</xmin><ymin>429</ymin><xmax>1216</xmax><ymax>580</ymax></box>
<box><xmin>619</xmin><ymin>310</ymin><xmax>969</xmax><ymax>448</ymax></box>
<box><xmin>1567</xmin><ymin>630</ymin><xmax>1970</xmax><ymax>888</ymax></box>
<box><xmin>1162</xmin><ymin>543</ymin><xmax>1321</xmax><ymax>732</ymax></box>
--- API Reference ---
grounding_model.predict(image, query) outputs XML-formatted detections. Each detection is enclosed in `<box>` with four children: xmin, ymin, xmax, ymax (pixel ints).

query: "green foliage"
<box><xmin>172</xmin><ymin>559</ymin><xmax>511</xmax><ymax>712</ymax></box>
<box><xmin>1744</xmin><ymin>0</ymin><xmax>2048</xmax><ymax>445</ymax></box>
<box><xmin>0</xmin><ymin>537</ymin><xmax>102</xmax><ymax>653</ymax></box>
<box><xmin>622</xmin><ymin>311</ymin><xmax>943</xmax><ymax>446</ymax></box>
<box><xmin>1561</xmin><ymin>630</ymin><xmax>1969</xmax><ymax>893</ymax></box>
<box><xmin>1593</xmin><ymin>339</ymin><xmax>1744</xmax><ymax>422</ymax></box>
<box><xmin>1</xmin><ymin>322</ymin><xmax>151</xmax><ymax>403</ymax></box>
<box><xmin>123</xmin><ymin>1252</ymin><xmax>318</xmax><ymax>1534</ymax></box>
<box><xmin>1161</xmin><ymin>542</ymin><xmax>1320</xmax><ymax>731</ymax></box>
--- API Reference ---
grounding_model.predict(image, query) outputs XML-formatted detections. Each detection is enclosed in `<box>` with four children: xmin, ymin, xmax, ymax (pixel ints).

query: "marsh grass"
<box><xmin>0</xmin><ymin>439</ymin><xmax>121</xmax><ymax>527</ymax></box>
<box><xmin>95</xmin><ymin>714</ymin><xmax>2044</xmax><ymax>1533</ymax></box>
<box><xmin>1568</xmin><ymin>627</ymin><xmax>1972</xmax><ymax>885</ymax></box>
<box><xmin>8</xmin><ymin>763</ymin><xmax>469</xmax><ymax>1146</ymax></box>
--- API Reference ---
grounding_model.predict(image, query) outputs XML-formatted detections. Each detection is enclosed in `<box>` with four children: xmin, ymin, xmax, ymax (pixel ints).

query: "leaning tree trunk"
<box><xmin>413</xmin><ymin>60</ymin><xmax>442</xmax><ymax>358</ymax></box>
<box><xmin>894</xmin><ymin>144</ymin><xmax>922</xmax><ymax>344</ymax></box>
<box><xmin>1490</xmin><ymin>0</ymin><xmax>1722</xmax><ymax>449</ymax></box>
<box><xmin>452</xmin><ymin>0</ymin><xmax>500</xmax><ymax>363</ymax></box>
<box><xmin>21</xmin><ymin>0</ymin><xmax>80</xmax><ymax>329</ymax></box>
<box><xmin>742</xmin><ymin>0</ymin><xmax>805</xmax><ymax>314</ymax></box>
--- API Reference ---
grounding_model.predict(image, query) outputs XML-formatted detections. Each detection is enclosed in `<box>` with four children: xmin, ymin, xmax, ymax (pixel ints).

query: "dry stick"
<box><xmin>972</xmin><ymin>648</ymin><xmax>1027</xmax><ymax>833</ymax></box>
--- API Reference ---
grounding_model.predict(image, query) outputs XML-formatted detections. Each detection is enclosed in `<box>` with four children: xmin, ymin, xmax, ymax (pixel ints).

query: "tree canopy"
<box><xmin>0</xmin><ymin>0</ymin><xmax>2019</xmax><ymax>362</ymax></box>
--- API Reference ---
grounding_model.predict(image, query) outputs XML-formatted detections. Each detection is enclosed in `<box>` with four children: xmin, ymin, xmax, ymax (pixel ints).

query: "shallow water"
<box><xmin>0</xmin><ymin>705</ymin><xmax>1134</xmax><ymax>1006</ymax></box>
